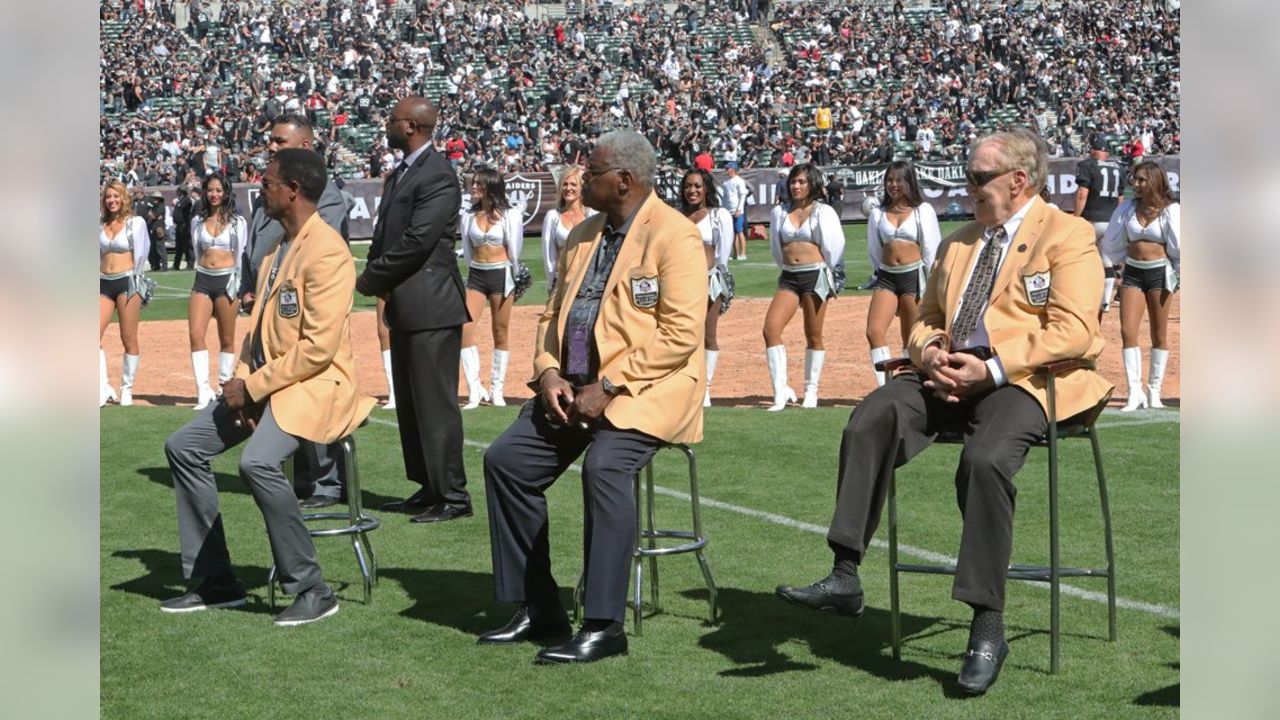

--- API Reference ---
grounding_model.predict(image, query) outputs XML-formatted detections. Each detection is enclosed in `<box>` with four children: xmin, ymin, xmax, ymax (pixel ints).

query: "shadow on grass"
<box><xmin>379</xmin><ymin>567</ymin><xmax>516</xmax><ymax>637</ymax></box>
<box><xmin>131</xmin><ymin>394</ymin><xmax>192</xmax><ymax>407</ymax></box>
<box><xmin>109</xmin><ymin>548</ymin><xmax>274</xmax><ymax>615</ymax></box>
<box><xmin>1134</xmin><ymin>625</ymin><xmax>1179</xmax><ymax>707</ymax></box>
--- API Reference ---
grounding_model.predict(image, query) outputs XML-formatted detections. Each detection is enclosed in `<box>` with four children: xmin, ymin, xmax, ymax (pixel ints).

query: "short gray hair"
<box><xmin>595</xmin><ymin>129</ymin><xmax>656</xmax><ymax>187</ymax></box>
<box><xmin>972</xmin><ymin>128</ymin><xmax>1049</xmax><ymax>192</ymax></box>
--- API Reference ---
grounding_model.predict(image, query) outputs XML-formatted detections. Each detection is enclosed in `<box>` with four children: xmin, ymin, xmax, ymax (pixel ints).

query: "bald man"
<box><xmin>356</xmin><ymin>97</ymin><xmax>472</xmax><ymax>523</ymax></box>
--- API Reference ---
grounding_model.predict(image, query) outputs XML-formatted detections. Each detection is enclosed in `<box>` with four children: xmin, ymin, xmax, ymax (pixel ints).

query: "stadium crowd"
<box><xmin>99</xmin><ymin>0</ymin><xmax>1179</xmax><ymax>187</ymax></box>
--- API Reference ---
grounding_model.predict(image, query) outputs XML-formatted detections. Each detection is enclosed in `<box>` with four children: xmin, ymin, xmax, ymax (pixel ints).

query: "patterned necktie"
<box><xmin>386</xmin><ymin>162</ymin><xmax>407</xmax><ymax>194</ymax></box>
<box><xmin>951</xmin><ymin>226</ymin><xmax>1006</xmax><ymax>348</ymax></box>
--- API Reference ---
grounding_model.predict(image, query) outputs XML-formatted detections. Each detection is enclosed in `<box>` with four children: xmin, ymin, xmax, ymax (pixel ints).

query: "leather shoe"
<box><xmin>299</xmin><ymin>494</ymin><xmax>342</xmax><ymax>509</ymax></box>
<box><xmin>478</xmin><ymin>607</ymin><xmax>571</xmax><ymax>645</ymax></box>
<box><xmin>382</xmin><ymin>489</ymin><xmax>436</xmax><ymax>514</ymax></box>
<box><xmin>956</xmin><ymin>637</ymin><xmax>1009</xmax><ymax>695</ymax></box>
<box><xmin>775</xmin><ymin>574</ymin><xmax>865</xmax><ymax>617</ymax></box>
<box><xmin>534</xmin><ymin>622</ymin><xmax>628</xmax><ymax>664</ymax></box>
<box><xmin>410</xmin><ymin>503</ymin><xmax>473</xmax><ymax>523</ymax></box>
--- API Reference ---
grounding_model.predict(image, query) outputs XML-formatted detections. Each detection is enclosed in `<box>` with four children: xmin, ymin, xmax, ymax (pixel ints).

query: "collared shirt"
<box><xmin>950</xmin><ymin>195</ymin><xmax>1036</xmax><ymax>386</ymax></box>
<box><xmin>561</xmin><ymin>193</ymin><xmax>648</xmax><ymax>386</ymax></box>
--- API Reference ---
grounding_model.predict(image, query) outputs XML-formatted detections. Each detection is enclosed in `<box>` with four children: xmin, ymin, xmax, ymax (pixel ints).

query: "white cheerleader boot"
<box><xmin>100</xmin><ymin>349</ymin><xmax>117</xmax><ymax>407</ymax></box>
<box><xmin>1148</xmin><ymin>348</ymin><xmax>1169</xmax><ymax>409</ymax></box>
<box><xmin>765</xmin><ymin>345</ymin><xmax>796</xmax><ymax>412</ymax></box>
<box><xmin>802</xmin><ymin>349</ymin><xmax>825</xmax><ymax>409</ymax></box>
<box><xmin>1121</xmin><ymin>346</ymin><xmax>1148</xmax><ymax>412</ymax></box>
<box><xmin>490</xmin><ymin>349</ymin><xmax>509</xmax><ymax>407</ymax></box>
<box><xmin>120</xmin><ymin>354</ymin><xmax>139</xmax><ymax>407</ymax></box>
<box><xmin>381</xmin><ymin>349</ymin><xmax>396</xmax><ymax>410</ymax></box>
<box><xmin>703</xmin><ymin>349</ymin><xmax>719</xmax><ymax>407</ymax></box>
<box><xmin>461</xmin><ymin>346</ymin><xmax>488</xmax><ymax>409</ymax></box>
<box><xmin>191</xmin><ymin>350</ymin><xmax>216</xmax><ymax>410</ymax></box>
<box><xmin>869</xmin><ymin>346</ymin><xmax>891</xmax><ymax>387</ymax></box>
<box><xmin>217</xmin><ymin>352</ymin><xmax>236</xmax><ymax>392</ymax></box>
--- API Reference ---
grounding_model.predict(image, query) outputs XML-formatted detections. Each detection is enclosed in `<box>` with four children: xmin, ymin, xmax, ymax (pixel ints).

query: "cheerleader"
<box><xmin>680</xmin><ymin>169</ymin><xmax>735</xmax><ymax>407</ymax></box>
<box><xmin>540</xmin><ymin>165</ymin><xmax>593</xmax><ymax>294</ymax></box>
<box><xmin>1101</xmin><ymin>161</ymin><xmax>1180</xmax><ymax>410</ymax></box>
<box><xmin>376</xmin><ymin>298</ymin><xmax>395</xmax><ymax>410</ymax></box>
<box><xmin>98</xmin><ymin>180</ymin><xmax>150</xmax><ymax>406</ymax></box>
<box><xmin>763</xmin><ymin>163</ymin><xmax>845</xmax><ymax>410</ymax></box>
<box><xmin>864</xmin><ymin>161</ymin><xmax>941</xmax><ymax>385</ymax></box>
<box><xmin>187</xmin><ymin>172</ymin><xmax>248</xmax><ymax>410</ymax></box>
<box><xmin>460</xmin><ymin>167</ymin><xmax>524</xmax><ymax>409</ymax></box>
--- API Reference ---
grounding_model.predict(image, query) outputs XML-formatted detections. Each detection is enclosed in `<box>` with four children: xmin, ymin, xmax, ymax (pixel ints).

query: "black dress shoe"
<box><xmin>410</xmin><ymin>503</ymin><xmax>473</xmax><ymax>523</ymax></box>
<box><xmin>299</xmin><ymin>494</ymin><xmax>343</xmax><ymax>509</ymax></box>
<box><xmin>382</xmin><ymin>489</ymin><xmax>436</xmax><ymax>514</ymax></box>
<box><xmin>957</xmin><ymin>637</ymin><xmax>1010</xmax><ymax>695</ymax></box>
<box><xmin>534</xmin><ymin>622</ymin><xmax>628</xmax><ymax>664</ymax></box>
<box><xmin>775</xmin><ymin>573</ymin><xmax>865</xmax><ymax>617</ymax></box>
<box><xmin>478</xmin><ymin>607</ymin><xmax>572</xmax><ymax>645</ymax></box>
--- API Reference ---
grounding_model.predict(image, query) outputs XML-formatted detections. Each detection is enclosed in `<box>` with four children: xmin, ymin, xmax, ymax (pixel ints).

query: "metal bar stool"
<box><xmin>877</xmin><ymin>358</ymin><xmax>1117</xmax><ymax>673</ymax></box>
<box><xmin>574</xmin><ymin>443</ymin><xmax>718</xmax><ymax>636</ymax></box>
<box><xmin>269</xmin><ymin>424</ymin><xmax>380</xmax><ymax>608</ymax></box>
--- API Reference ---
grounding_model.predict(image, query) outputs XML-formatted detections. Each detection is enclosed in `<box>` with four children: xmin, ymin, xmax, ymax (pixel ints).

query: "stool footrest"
<box><xmin>302</xmin><ymin>512</ymin><xmax>381</xmax><ymax>538</ymax></box>
<box><xmin>636</xmin><ymin>529</ymin><xmax>708</xmax><ymax>557</ymax></box>
<box><xmin>895</xmin><ymin>562</ymin><xmax>1112</xmax><ymax>581</ymax></box>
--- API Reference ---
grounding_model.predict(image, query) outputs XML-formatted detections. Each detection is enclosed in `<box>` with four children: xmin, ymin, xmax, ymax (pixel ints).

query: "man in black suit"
<box><xmin>172</xmin><ymin>186</ymin><xmax>196</xmax><ymax>271</ymax></box>
<box><xmin>356</xmin><ymin>96</ymin><xmax>472</xmax><ymax>524</ymax></box>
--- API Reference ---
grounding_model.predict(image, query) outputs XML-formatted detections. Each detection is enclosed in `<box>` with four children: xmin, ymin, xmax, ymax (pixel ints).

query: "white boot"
<box><xmin>217</xmin><ymin>352</ymin><xmax>236</xmax><ymax>391</ymax></box>
<box><xmin>1148</xmin><ymin>348</ymin><xmax>1169</xmax><ymax>409</ymax></box>
<box><xmin>1101</xmin><ymin>276</ymin><xmax>1117</xmax><ymax>312</ymax></box>
<box><xmin>191</xmin><ymin>350</ymin><xmax>216</xmax><ymax>410</ymax></box>
<box><xmin>704</xmin><ymin>349</ymin><xmax>719</xmax><ymax>407</ymax></box>
<box><xmin>1121</xmin><ymin>346</ymin><xmax>1148</xmax><ymax>412</ymax></box>
<box><xmin>381</xmin><ymin>349</ymin><xmax>396</xmax><ymax>409</ymax></box>
<box><xmin>120</xmin><ymin>354</ymin><xmax>139</xmax><ymax>407</ymax></box>
<box><xmin>765</xmin><ymin>345</ymin><xmax>797</xmax><ymax>412</ymax></box>
<box><xmin>870</xmin><ymin>346</ymin><xmax>891</xmax><ymax>387</ymax></box>
<box><xmin>461</xmin><ymin>346</ymin><xmax>488</xmax><ymax>409</ymax></box>
<box><xmin>100</xmin><ymin>349</ymin><xmax>117</xmax><ymax>407</ymax></box>
<box><xmin>490</xmin><ymin>349</ymin><xmax>509</xmax><ymax>407</ymax></box>
<box><xmin>802</xmin><ymin>349</ymin><xmax>825</xmax><ymax>408</ymax></box>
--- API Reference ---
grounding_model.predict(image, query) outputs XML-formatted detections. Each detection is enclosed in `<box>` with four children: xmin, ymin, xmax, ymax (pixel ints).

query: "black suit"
<box><xmin>357</xmin><ymin>146</ymin><xmax>471</xmax><ymax>507</ymax></box>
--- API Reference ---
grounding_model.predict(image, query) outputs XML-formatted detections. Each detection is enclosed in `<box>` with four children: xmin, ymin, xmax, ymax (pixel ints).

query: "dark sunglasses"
<box><xmin>965</xmin><ymin>167</ymin><xmax>1015</xmax><ymax>188</ymax></box>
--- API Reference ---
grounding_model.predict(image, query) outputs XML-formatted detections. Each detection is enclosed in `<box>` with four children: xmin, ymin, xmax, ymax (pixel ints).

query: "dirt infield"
<box><xmin>101</xmin><ymin>294</ymin><xmax>1179</xmax><ymax>409</ymax></box>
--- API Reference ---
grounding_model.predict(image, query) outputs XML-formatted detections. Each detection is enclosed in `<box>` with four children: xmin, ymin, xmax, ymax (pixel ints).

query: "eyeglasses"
<box><xmin>583</xmin><ymin>165</ymin><xmax>621</xmax><ymax>182</ymax></box>
<box><xmin>260</xmin><ymin>178</ymin><xmax>292</xmax><ymax>190</ymax></box>
<box><xmin>965</xmin><ymin>167</ymin><xmax>1016</xmax><ymax>188</ymax></box>
<box><xmin>386</xmin><ymin>116</ymin><xmax>414</xmax><ymax>126</ymax></box>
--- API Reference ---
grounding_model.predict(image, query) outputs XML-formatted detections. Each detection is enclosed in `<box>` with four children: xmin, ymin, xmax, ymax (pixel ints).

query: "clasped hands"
<box><xmin>221</xmin><ymin>378</ymin><xmax>261</xmax><ymax>431</ymax></box>
<box><xmin>921</xmin><ymin>345</ymin><xmax>995</xmax><ymax>403</ymax></box>
<box><xmin>539</xmin><ymin>370</ymin><xmax>613</xmax><ymax>428</ymax></box>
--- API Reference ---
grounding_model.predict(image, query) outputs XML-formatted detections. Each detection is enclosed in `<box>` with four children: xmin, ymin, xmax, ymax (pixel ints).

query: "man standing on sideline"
<box><xmin>238</xmin><ymin>114</ymin><xmax>352</xmax><ymax>510</ymax></box>
<box><xmin>1072</xmin><ymin>133</ymin><xmax>1125</xmax><ymax>313</ymax></box>
<box><xmin>162</xmin><ymin>149</ymin><xmax>375</xmax><ymax>626</ymax></box>
<box><xmin>172</xmin><ymin>186</ymin><xmax>196</xmax><ymax>271</ymax></box>
<box><xmin>721</xmin><ymin>161</ymin><xmax>750</xmax><ymax>259</ymax></box>
<box><xmin>356</xmin><ymin>96</ymin><xmax>472</xmax><ymax>524</ymax></box>
<box><xmin>776</xmin><ymin>129</ymin><xmax>1111</xmax><ymax>694</ymax></box>
<box><xmin>479</xmin><ymin>130</ymin><xmax>706</xmax><ymax>664</ymax></box>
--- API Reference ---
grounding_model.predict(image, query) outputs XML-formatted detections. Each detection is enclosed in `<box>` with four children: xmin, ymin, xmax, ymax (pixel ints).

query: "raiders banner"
<box><xmin>144</xmin><ymin>157</ymin><xmax>1178</xmax><ymax>239</ymax></box>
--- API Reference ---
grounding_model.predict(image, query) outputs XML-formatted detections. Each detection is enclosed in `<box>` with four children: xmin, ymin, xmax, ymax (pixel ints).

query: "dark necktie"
<box><xmin>951</xmin><ymin>226</ymin><xmax>1006</xmax><ymax>348</ymax></box>
<box><xmin>386</xmin><ymin>162</ymin><xmax>407</xmax><ymax>194</ymax></box>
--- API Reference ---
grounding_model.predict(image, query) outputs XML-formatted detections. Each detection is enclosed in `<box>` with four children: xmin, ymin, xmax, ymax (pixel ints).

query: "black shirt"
<box><xmin>1075</xmin><ymin>156</ymin><xmax>1126</xmax><ymax>222</ymax></box>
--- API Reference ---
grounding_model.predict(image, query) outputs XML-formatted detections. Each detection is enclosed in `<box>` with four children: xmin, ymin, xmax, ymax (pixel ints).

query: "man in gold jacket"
<box><xmin>480</xmin><ymin>130</ymin><xmax>706</xmax><ymax>664</ymax></box>
<box><xmin>162</xmin><ymin>149</ymin><xmax>375</xmax><ymax>627</ymax></box>
<box><xmin>777</xmin><ymin>129</ymin><xmax>1112</xmax><ymax>694</ymax></box>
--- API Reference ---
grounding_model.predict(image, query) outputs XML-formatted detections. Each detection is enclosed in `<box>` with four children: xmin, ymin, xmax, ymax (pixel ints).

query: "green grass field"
<box><xmin>138</xmin><ymin>222</ymin><xmax>972</xmax><ymax>321</ymax></box>
<box><xmin>101</xmin><ymin>404</ymin><xmax>1178</xmax><ymax>718</ymax></box>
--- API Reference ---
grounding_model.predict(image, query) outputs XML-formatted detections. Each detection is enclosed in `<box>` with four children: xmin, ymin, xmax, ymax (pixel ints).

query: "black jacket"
<box><xmin>357</xmin><ymin>146</ymin><xmax>469</xmax><ymax>332</ymax></box>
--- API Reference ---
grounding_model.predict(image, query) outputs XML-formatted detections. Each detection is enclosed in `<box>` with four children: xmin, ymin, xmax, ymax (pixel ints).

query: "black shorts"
<box><xmin>777</xmin><ymin>269</ymin><xmax>822</xmax><ymax>297</ymax></box>
<box><xmin>1121</xmin><ymin>263</ymin><xmax>1172</xmax><ymax>293</ymax></box>
<box><xmin>192</xmin><ymin>270</ymin><xmax>233</xmax><ymax>300</ymax></box>
<box><xmin>467</xmin><ymin>266</ymin><xmax>508</xmax><ymax>296</ymax></box>
<box><xmin>871</xmin><ymin>268</ymin><xmax>919</xmax><ymax>297</ymax></box>
<box><xmin>100</xmin><ymin>276</ymin><xmax>133</xmax><ymax>301</ymax></box>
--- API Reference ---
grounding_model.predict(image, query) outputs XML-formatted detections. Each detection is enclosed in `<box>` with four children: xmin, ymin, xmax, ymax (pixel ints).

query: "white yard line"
<box><xmin>363</xmin><ymin>414</ymin><xmax>1179</xmax><ymax>620</ymax></box>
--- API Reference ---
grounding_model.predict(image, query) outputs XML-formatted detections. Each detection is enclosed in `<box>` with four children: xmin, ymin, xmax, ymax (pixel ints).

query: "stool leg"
<box><xmin>1048</xmin><ymin>408</ymin><xmax>1062</xmax><ymax>675</ymax></box>
<box><xmin>267</xmin><ymin>565</ymin><xmax>278</xmax><ymax>610</ymax></box>
<box><xmin>888</xmin><ymin>470</ymin><xmax>901</xmax><ymax>661</ymax></box>
<box><xmin>353</xmin><ymin>533</ymin><xmax>372</xmax><ymax>605</ymax></box>
<box><xmin>362</xmin><ymin>530</ymin><xmax>379</xmax><ymax>585</ymax></box>
<box><xmin>632</xmin><ymin>470</ymin><xmax>644</xmax><ymax>637</ymax></box>
<box><xmin>645</xmin><ymin>461</ymin><xmax>660</xmax><ymax>612</ymax></box>
<box><xmin>683</xmin><ymin>445</ymin><xmax>717</xmax><ymax>623</ymax></box>
<box><xmin>1091</xmin><ymin>428</ymin><xmax>1117</xmax><ymax>642</ymax></box>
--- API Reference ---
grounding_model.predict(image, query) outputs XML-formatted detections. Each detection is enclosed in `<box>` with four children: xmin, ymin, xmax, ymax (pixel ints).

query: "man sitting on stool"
<box><xmin>775</xmin><ymin>129</ymin><xmax>1112</xmax><ymax>694</ymax></box>
<box><xmin>479</xmin><ymin>129</ymin><xmax>706</xmax><ymax>664</ymax></box>
<box><xmin>162</xmin><ymin>149</ymin><xmax>375</xmax><ymax>626</ymax></box>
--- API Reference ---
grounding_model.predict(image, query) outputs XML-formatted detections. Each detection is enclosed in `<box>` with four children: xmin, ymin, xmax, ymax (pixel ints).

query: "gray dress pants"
<box><xmin>164</xmin><ymin>400</ymin><xmax>326</xmax><ymax>595</ymax></box>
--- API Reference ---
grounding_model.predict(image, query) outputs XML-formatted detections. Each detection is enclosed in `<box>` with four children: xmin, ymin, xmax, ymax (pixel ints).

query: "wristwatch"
<box><xmin>600</xmin><ymin>376</ymin><xmax>622</xmax><ymax>397</ymax></box>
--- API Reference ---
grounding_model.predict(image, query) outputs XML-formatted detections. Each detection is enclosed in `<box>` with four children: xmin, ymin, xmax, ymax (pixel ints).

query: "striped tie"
<box><xmin>951</xmin><ymin>226</ymin><xmax>1006</xmax><ymax>348</ymax></box>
